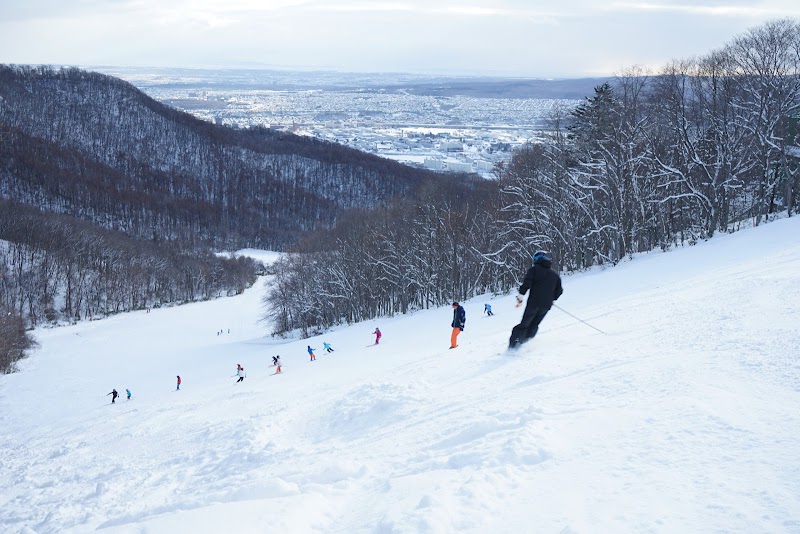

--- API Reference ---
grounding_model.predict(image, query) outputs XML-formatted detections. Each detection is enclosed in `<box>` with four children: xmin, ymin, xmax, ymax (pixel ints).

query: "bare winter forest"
<box><xmin>265</xmin><ymin>19</ymin><xmax>800</xmax><ymax>336</ymax></box>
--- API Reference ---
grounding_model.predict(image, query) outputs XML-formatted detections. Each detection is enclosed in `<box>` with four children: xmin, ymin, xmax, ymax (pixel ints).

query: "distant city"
<box><xmin>99</xmin><ymin>67</ymin><xmax>604</xmax><ymax>178</ymax></box>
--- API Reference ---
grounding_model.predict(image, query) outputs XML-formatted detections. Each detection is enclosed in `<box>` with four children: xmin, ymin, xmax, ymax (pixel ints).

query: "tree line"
<box><xmin>264</xmin><ymin>178</ymin><xmax>505</xmax><ymax>337</ymax></box>
<box><xmin>264</xmin><ymin>19</ymin><xmax>800</xmax><ymax>336</ymax></box>
<box><xmin>501</xmin><ymin>18</ymin><xmax>799</xmax><ymax>271</ymax></box>
<box><xmin>0</xmin><ymin>306</ymin><xmax>35</xmax><ymax>374</ymax></box>
<box><xmin>0</xmin><ymin>201</ymin><xmax>258</xmax><ymax>372</ymax></box>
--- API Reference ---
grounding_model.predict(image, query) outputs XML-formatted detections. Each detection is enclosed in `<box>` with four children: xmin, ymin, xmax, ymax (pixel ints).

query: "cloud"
<box><xmin>311</xmin><ymin>1</ymin><xmax>576</xmax><ymax>18</ymax></box>
<box><xmin>607</xmin><ymin>1</ymin><xmax>800</xmax><ymax>17</ymax></box>
<box><xmin>0</xmin><ymin>0</ymin><xmax>116</xmax><ymax>21</ymax></box>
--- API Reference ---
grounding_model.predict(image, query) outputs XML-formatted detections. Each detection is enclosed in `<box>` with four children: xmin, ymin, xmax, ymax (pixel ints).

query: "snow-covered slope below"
<box><xmin>1</xmin><ymin>219</ymin><xmax>799</xmax><ymax>534</ymax></box>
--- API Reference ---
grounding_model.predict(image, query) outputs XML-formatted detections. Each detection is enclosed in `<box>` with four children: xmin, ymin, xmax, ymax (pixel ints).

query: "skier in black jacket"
<box><xmin>509</xmin><ymin>250</ymin><xmax>563</xmax><ymax>349</ymax></box>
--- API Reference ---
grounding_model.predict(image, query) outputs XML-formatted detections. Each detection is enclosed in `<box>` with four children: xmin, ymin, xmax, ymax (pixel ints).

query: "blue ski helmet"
<box><xmin>532</xmin><ymin>250</ymin><xmax>551</xmax><ymax>263</ymax></box>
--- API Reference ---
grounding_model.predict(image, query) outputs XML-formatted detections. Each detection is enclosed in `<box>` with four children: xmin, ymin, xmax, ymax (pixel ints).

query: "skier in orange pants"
<box><xmin>450</xmin><ymin>302</ymin><xmax>465</xmax><ymax>348</ymax></box>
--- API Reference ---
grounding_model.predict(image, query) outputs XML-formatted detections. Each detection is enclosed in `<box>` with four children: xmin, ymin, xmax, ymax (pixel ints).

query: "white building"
<box><xmin>446</xmin><ymin>161</ymin><xmax>473</xmax><ymax>173</ymax></box>
<box><xmin>440</xmin><ymin>141</ymin><xmax>464</xmax><ymax>152</ymax></box>
<box><xmin>476</xmin><ymin>160</ymin><xmax>496</xmax><ymax>172</ymax></box>
<box><xmin>424</xmin><ymin>158</ymin><xmax>445</xmax><ymax>171</ymax></box>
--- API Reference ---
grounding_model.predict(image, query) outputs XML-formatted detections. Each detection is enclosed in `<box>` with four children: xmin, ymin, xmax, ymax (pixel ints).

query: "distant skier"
<box><xmin>373</xmin><ymin>327</ymin><xmax>382</xmax><ymax>345</ymax></box>
<box><xmin>484</xmin><ymin>303</ymin><xmax>494</xmax><ymax>316</ymax></box>
<box><xmin>176</xmin><ymin>375</ymin><xmax>182</xmax><ymax>391</ymax></box>
<box><xmin>450</xmin><ymin>302</ymin><xmax>466</xmax><ymax>349</ymax></box>
<box><xmin>126</xmin><ymin>388</ymin><xmax>132</xmax><ymax>401</ymax></box>
<box><xmin>323</xmin><ymin>342</ymin><xmax>334</xmax><ymax>353</ymax></box>
<box><xmin>274</xmin><ymin>356</ymin><xmax>282</xmax><ymax>374</ymax></box>
<box><xmin>107</xmin><ymin>389</ymin><xmax>119</xmax><ymax>404</ymax></box>
<box><xmin>236</xmin><ymin>367</ymin><xmax>246</xmax><ymax>383</ymax></box>
<box><xmin>308</xmin><ymin>345</ymin><xmax>316</xmax><ymax>361</ymax></box>
<box><xmin>509</xmin><ymin>250</ymin><xmax>563</xmax><ymax>349</ymax></box>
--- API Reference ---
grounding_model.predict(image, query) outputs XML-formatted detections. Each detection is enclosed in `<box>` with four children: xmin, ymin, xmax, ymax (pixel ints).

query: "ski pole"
<box><xmin>552</xmin><ymin>303</ymin><xmax>607</xmax><ymax>335</ymax></box>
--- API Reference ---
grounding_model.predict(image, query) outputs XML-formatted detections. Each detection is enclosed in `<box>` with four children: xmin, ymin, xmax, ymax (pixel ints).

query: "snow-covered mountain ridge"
<box><xmin>1</xmin><ymin>217</ymin><xmax>799</xmax><ymax>533</ymax></box>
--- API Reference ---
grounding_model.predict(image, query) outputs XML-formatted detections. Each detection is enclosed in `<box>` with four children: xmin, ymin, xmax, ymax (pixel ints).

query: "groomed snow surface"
<box><xmin>2</xmin><ymin>219</ymin><xmax>799</xmax><ymax>534</ymax></box>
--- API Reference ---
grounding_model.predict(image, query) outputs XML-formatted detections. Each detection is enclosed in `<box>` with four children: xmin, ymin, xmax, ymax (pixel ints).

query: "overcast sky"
<box><xmin>1</xmin><ymin>0</ymin><xmax>798</xmax><ymax>77</ymax></box>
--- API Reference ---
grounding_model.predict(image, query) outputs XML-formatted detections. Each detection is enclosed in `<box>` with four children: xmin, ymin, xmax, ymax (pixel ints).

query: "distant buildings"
<box><xmin>154</xmin><ymin>86</ymin><xmax>569</xmax><ymax>179</ymax></box>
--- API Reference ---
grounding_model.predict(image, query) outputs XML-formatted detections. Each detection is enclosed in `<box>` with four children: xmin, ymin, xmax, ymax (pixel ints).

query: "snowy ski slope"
<box><xmin>1</xmin><ymin>219</ymin><xmax>799</xmax><ymax>533</ymax></box>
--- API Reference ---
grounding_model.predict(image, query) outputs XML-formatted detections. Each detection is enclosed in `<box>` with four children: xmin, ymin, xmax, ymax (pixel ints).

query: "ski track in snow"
<box><xmin>1</xmin><ymin>220</ymin><xmax>800</xmax><ymax>533</ymax></box>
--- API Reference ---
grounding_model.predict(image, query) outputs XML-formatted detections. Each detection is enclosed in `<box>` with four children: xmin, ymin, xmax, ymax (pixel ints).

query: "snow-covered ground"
<box><xmin>216</xmin><ymin>249</ymin><xmax>282</xmax><ymax>265</ymax></box>
<box><xmin>1</xmin><ymin>218</ymin><xmax>799</xmax><ymax>533</ymax></box>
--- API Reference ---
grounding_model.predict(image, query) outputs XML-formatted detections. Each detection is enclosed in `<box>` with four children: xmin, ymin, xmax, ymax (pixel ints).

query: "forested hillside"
<box><xmin>0</xmin><ymin>65</ymin><xmax>438</xmax><ymax>250</ymax></box>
